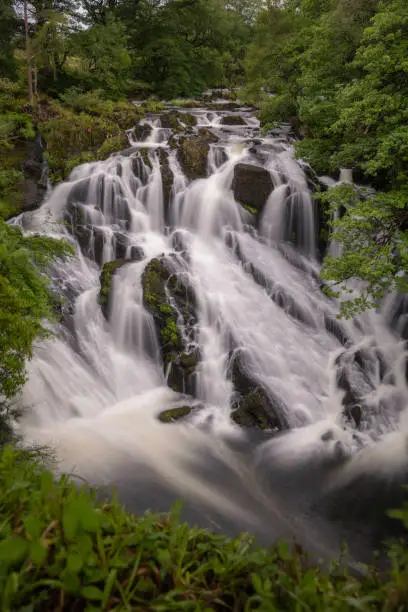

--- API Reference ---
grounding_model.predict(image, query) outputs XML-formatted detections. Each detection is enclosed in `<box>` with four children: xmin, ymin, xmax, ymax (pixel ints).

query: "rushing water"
<box><xmin>12</xmin><ymin>104</ymin><xmax>408</xmax><ymax>562</ymax></box>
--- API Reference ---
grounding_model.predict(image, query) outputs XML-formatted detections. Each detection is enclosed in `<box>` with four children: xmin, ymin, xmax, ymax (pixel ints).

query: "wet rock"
<box><xmin>230</xmin><ymin>351</ymin><xmax>288</xmax><ymax>431</ymax></box>
<box><xmin>345</xmin><ymin>404</ymin><xmax>362</xmax><ymax>428</ymax></box>
<box><xmin>130</xmin><ymin>245</ymin><xmax>145</xmax><ymax>261</ymax></box>
<box><xmin>158</xmin><ymin>405</ymin><xmax>192</xmax><ymax>423</ymax></box>
<box><xmin>324</xmin><ymin>315</ymin><xmax>351</xmax><ymax>347</ymax></box>
<box><xmin>177</xmin><ymin>129</ymin><xmax>218</xmax><ymax>181</ymax></box>
<box><xmin>142</xmin><ymin>257</ymin><xmax>199</xmax><ymax>394</ymax></box>
<box><xmin>158</xmin><ymin>149</ymin><xmax>174</xmax><ymax>223</ymax></box>
<box><xmin>98</xmin><ymin>258</ymin><xmax>128</xmax><ymax>319</ymax></box>
<box><xmin>232</xmin><ymin>163</ymin><xmax>273</xmax><ymax>214</ymax></box>
<box><xmin>114</xmin><ymin>232</ymin><xmax>129</xmax><ymax>259</ymax></box>
<box><xmin>133</xmin><ymin>123</ymin><xmax>152</xmax><ymax>142</ymax></box>
<box><xmin>220</xmin><ymin>115</ymin><xmax>246</xmax><ymax>126</ymax></box>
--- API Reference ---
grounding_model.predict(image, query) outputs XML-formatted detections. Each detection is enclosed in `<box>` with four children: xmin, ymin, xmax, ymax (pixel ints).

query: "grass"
<box><xmin>1</xmin><ymin>445</ymin><xmax>408</xmax><ymax>610</ymax></box>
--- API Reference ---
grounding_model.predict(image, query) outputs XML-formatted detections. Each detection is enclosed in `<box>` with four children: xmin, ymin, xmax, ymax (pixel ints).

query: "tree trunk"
<box><xmin>24</xmin><ymin>0</ymin><xmax>34</xmax><ymax>108</ymax></box>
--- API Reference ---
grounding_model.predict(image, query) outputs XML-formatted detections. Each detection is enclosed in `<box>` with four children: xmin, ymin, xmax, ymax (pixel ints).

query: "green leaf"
<box><xmin>67</xmin><ymin>552</ymin><xmax>84</xmax><ymax>573</ymax></box>
<box><xmin>63</xmin><ymin>570</ymin><xmax>81</xmax><ymax>593</ymax></box>
<box><xmin>0</xmin><ymin>537</ymin><xmax>28</xmax><ymax>565</ymax></box>
<box><xmin>30</xmin><ymin>540</ymin><xmax>47</xmax><ymax>566</ymax></box>
<box><xmin>81</xmin><ymin>585</ymin><xmax>104</xmax><ymax>600</ymax></box>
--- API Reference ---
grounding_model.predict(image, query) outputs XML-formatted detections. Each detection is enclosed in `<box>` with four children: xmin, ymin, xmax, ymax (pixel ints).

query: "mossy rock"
<box><xmin>158</xmin><ymin>405</ymin><xmax>192</xmax><ymax>423</ymax></box>
<box><xmin>177</xmin><ymin>129</ymin><xmax>218</xmax><ymax>181</ymax></box>
<box><xmin>142</xmin><ymin>257</ymin><xmax>199</xmax><ymax>395</ymax></box>
<box><xmin>220</xmin><ymin>115</ymin><xmax>246</xmax><ymax>126</ymax></box>
<box><xmin>160</xmin><ymin>112</ymin><xmax>183</xmax><ymax>131</ymax></box>
<box><xmin>232</xmin><ymin>163</ymin><xmax>274</xmax><ymax>214</ymax></box>
<box><xmin>231</xmin><ymin>389</ymin><xmax>277</xmax><ymax>430</ymax></box>
<box><xmin>181</xmin><ymin>113</ymin><xmax>197</xmax><ymax>127</ymax></box>
<box><xmin>98</xmin><ymin>259</ymin><xmax>128</xmax><ymax>319</ymax></box>
<box><xmin>158</xmin><ymin>149</ymin><xmax>174</xmax><ymax>222</ymax></box>
<box><xmin>142</xmin><ymin>258</ymin><xmax>183</xmax><ymax>352</ymax></box>
<box><xmin>167</xmin><ymin>349</ymin><xmax>199</xmax><ymax>395</ymax></box>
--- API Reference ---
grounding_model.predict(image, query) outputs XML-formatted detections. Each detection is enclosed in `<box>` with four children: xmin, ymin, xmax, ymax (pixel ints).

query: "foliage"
<box><xmin>40</xmin><ymin>97</ymin><xmax>135</xmax><ymax>181</ymax></box>
<box><xmin>246</xmin><ymin>0</ymin><xmax>408</xmax><ymax>314</ymax></box>
<box><xmin>1</xmin><ymin>444</ymin><xmax>408</xmax><ymax>609</ymax></box>
<box><xmin>321</xmin><ymin>186</ymin><xmax>408</xmax><ymax>317</ymax></box>
<box><xmin>0</xmin><ymin>168</ymin><xmax>23</xmax><ymax>219</ymax></box>
<box><xmin>0</xmin><ymin>220</ymin><xmax>72</xmax><ymax>398</ymax></box>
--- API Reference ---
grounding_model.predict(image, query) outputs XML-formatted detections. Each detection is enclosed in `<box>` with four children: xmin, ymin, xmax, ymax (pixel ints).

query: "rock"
<box><xmin>130</xmin><ymin>245</ymin><xmax>145</xmax><ymax>261</ymax></box>
<box><xmin>345</xmin><ymin>404</ymin><xmax>362</xmax><ymax>428</ymax></box>
<box><xmin>158</xmin><ymin>149</ymin><xmax>174</xmax><ymax>222</ymax></box>
<box><xmin>180</xmin><ymin>113</ymin><xmax>197</xmax><ymax>127</ymax></box>
<box><xmin>160</xmin><ymin>112</ymin><xmax>183</xmax><ymax>131</ymax></box>
<box><xmin>167</xmin><ymin>349</ymin><xmax>199</xmax><ymax>395</ymax></box>
<box><xmin>177</xmin><ymin>129</ymin><xmax>218</xmax><ymax>181</ymax></box>
<box><xmin>114</xmin><ymin>232</ymin><xmax>130</xmax><ymax>259</ymax></box>
<box><xmin>21</xmin><ymin>134</ymin><xmax>48</xmax><ymax>213</ymax></box>
<box><xmin>230</xmin><ymin>351</ymin><xmax>288</xmax><ymax>431</ymax></box>
<box><xmin>220</xmin><ymin>115</ymin><xmax>246</xmax><ymax>126</ymax></box>
<box><xmin>158</xmin><ymin>405</ymin><xmax>192</xmax><ymax>423</ymax></box>
<box><xmin>98</xmin><ymin>259</ymin><xmax>128</xmax><ymax>319</ymax></box>
<box><xmin>142</xmin><ymin>257</ymin><xmax>199</xmax><ymax>394</ymax></box>
<box><xmin>232</xmin><ymin>163</ymin><xmax>273</xmax><ymax>214</ymax></box>
<box><xmin>133</xmin><ymin>123</ymin><xmax>152</xmax><ymax>142</ymax></box>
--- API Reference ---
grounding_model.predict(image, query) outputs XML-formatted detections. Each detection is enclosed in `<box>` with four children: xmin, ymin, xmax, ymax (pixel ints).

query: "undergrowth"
<box><xmin>1</xmin><ymin>446</ymin><xmax>408</xmax><ymax>610</ymax></box>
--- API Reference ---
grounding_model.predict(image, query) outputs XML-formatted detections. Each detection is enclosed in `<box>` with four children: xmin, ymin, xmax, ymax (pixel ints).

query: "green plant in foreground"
<box><xmin>1</xmin><ymin>445</ymin><xmax>408</xmax><ymax>610</ymax></box>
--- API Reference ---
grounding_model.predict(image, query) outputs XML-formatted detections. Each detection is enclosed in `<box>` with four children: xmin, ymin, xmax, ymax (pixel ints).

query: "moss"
<box><xmin>158</xmin><ymin>405</ymin><xmax>192</xmax><ymax>423</ymax></box>
<box><xmin>139</xmin><ymin>147</ymin><xmax>152</xmax><ymax>169</ymax></box>
<box><xmin>142</xmin><ymin>258</ymin><xmax>182</xmax><ymax>352</ymax></box>
<box><xmin>160</xmin><ymin>112</ymin><xmax>183</xmax><ymax>131</ymax></box>
<box><xmin>221</xmin><ymin>115</ymin><xmax>246</xmax><ymax>126</ymax></box>
<box><xmin>178</xmin><ymin>130</ymin><xmax>218</xmax><ymax>181</ymax></box>
<box><xmin>179</xmin><ymin>350</ymin><xmax>199</xmax><ymax>374</ymax></box>
<box><xmin>98</xmin><ymin>259</ymin><xmax>127</xmax><ymax>318</ymax></box>
<box><xmin>97</xmin><ymin>133</ymin><xmax>129</xmax><ymax>159</ymax></box>
<box><xmin>240</xmin><ymin>202</ymin><xmax>258</xmax><ymax>215</ymax></box>
<box><xmin>181</xmin><ymin>112</ymin><xmax>197</xmax><ymax>127</ymax></box>
<box><xmin>231</xmin><ymin>388</ymin><xmax>281</xmax><ymax>431</ymax></box>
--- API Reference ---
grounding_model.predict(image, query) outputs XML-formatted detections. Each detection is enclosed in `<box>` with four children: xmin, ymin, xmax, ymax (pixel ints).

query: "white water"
<box><xmin>12</xmin><ymin>105</ymin><xmax>408</xmax><ymax>551</ymax></box>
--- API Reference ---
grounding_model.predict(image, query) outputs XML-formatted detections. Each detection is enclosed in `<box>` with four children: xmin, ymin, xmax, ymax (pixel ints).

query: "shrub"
<box><xmin>1</xmin><ymin>444</ymin><xmax>408</xmax><ymax>610</ymax></box>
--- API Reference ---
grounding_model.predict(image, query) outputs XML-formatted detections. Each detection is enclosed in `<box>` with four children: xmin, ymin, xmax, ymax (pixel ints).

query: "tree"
<box><xmin>0</xmin><ymin>0</ymin><xmax>19</xmax><ymax>78</ymax></box>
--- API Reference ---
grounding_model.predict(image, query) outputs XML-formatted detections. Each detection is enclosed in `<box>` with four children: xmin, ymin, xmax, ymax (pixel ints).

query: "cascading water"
<box><xmin>12</xmin><ymin>103</ymin><xmax>408</xmax><ymax>560</ymax></box>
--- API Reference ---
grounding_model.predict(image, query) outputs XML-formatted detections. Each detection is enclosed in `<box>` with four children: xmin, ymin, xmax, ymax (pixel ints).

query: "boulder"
<box><xmin>230</xmin><ymin>351</ymin><xmax>288</xmax><ymax>431</ymax></box>
<box><xmin>142</xmin><ymin>257</ymin><xmax>199</xmax><ymax>395</ymax></box>
<box><xmin>220</xmin><ymin>115</ymin><xmax>246</xmax><ymax>126</ymax></box>
<box><xmin>232</xmin><ymin>163</ymin><xmax>273</xmax><ymax>214</ymax></box>
<box><xmin>98</xmin><ymin>259</ymin><xmax>128</xmax><ymax>319</ymax></box>
<box><xmin>177</xmin><ymin>129</ymin><xmax>218</xmax><ymax>181</ymax></box>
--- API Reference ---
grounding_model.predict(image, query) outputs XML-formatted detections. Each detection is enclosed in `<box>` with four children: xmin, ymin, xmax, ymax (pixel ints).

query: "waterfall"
<box><xmin>12</xmin><ymin>103</ymin><xmax>408</xmax><ymax>558</ymax></box>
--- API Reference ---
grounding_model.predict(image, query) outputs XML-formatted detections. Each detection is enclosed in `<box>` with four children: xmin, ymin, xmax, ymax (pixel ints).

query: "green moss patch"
<box><xmin>158</xmin><ymin>405</ymin><xmax>192</xmax><ymax>423</ymax></box>
<box><xmin>98</xmin><ymin>259</ymin><xmax>127</xmax><ymax>319</ymax></box>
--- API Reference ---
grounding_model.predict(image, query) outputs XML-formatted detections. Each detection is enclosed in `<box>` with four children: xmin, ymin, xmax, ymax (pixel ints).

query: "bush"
<box><xmin>1</xmin><ymin>445</ymin><xmax>408</xmax><ymax>610</ymax></box>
